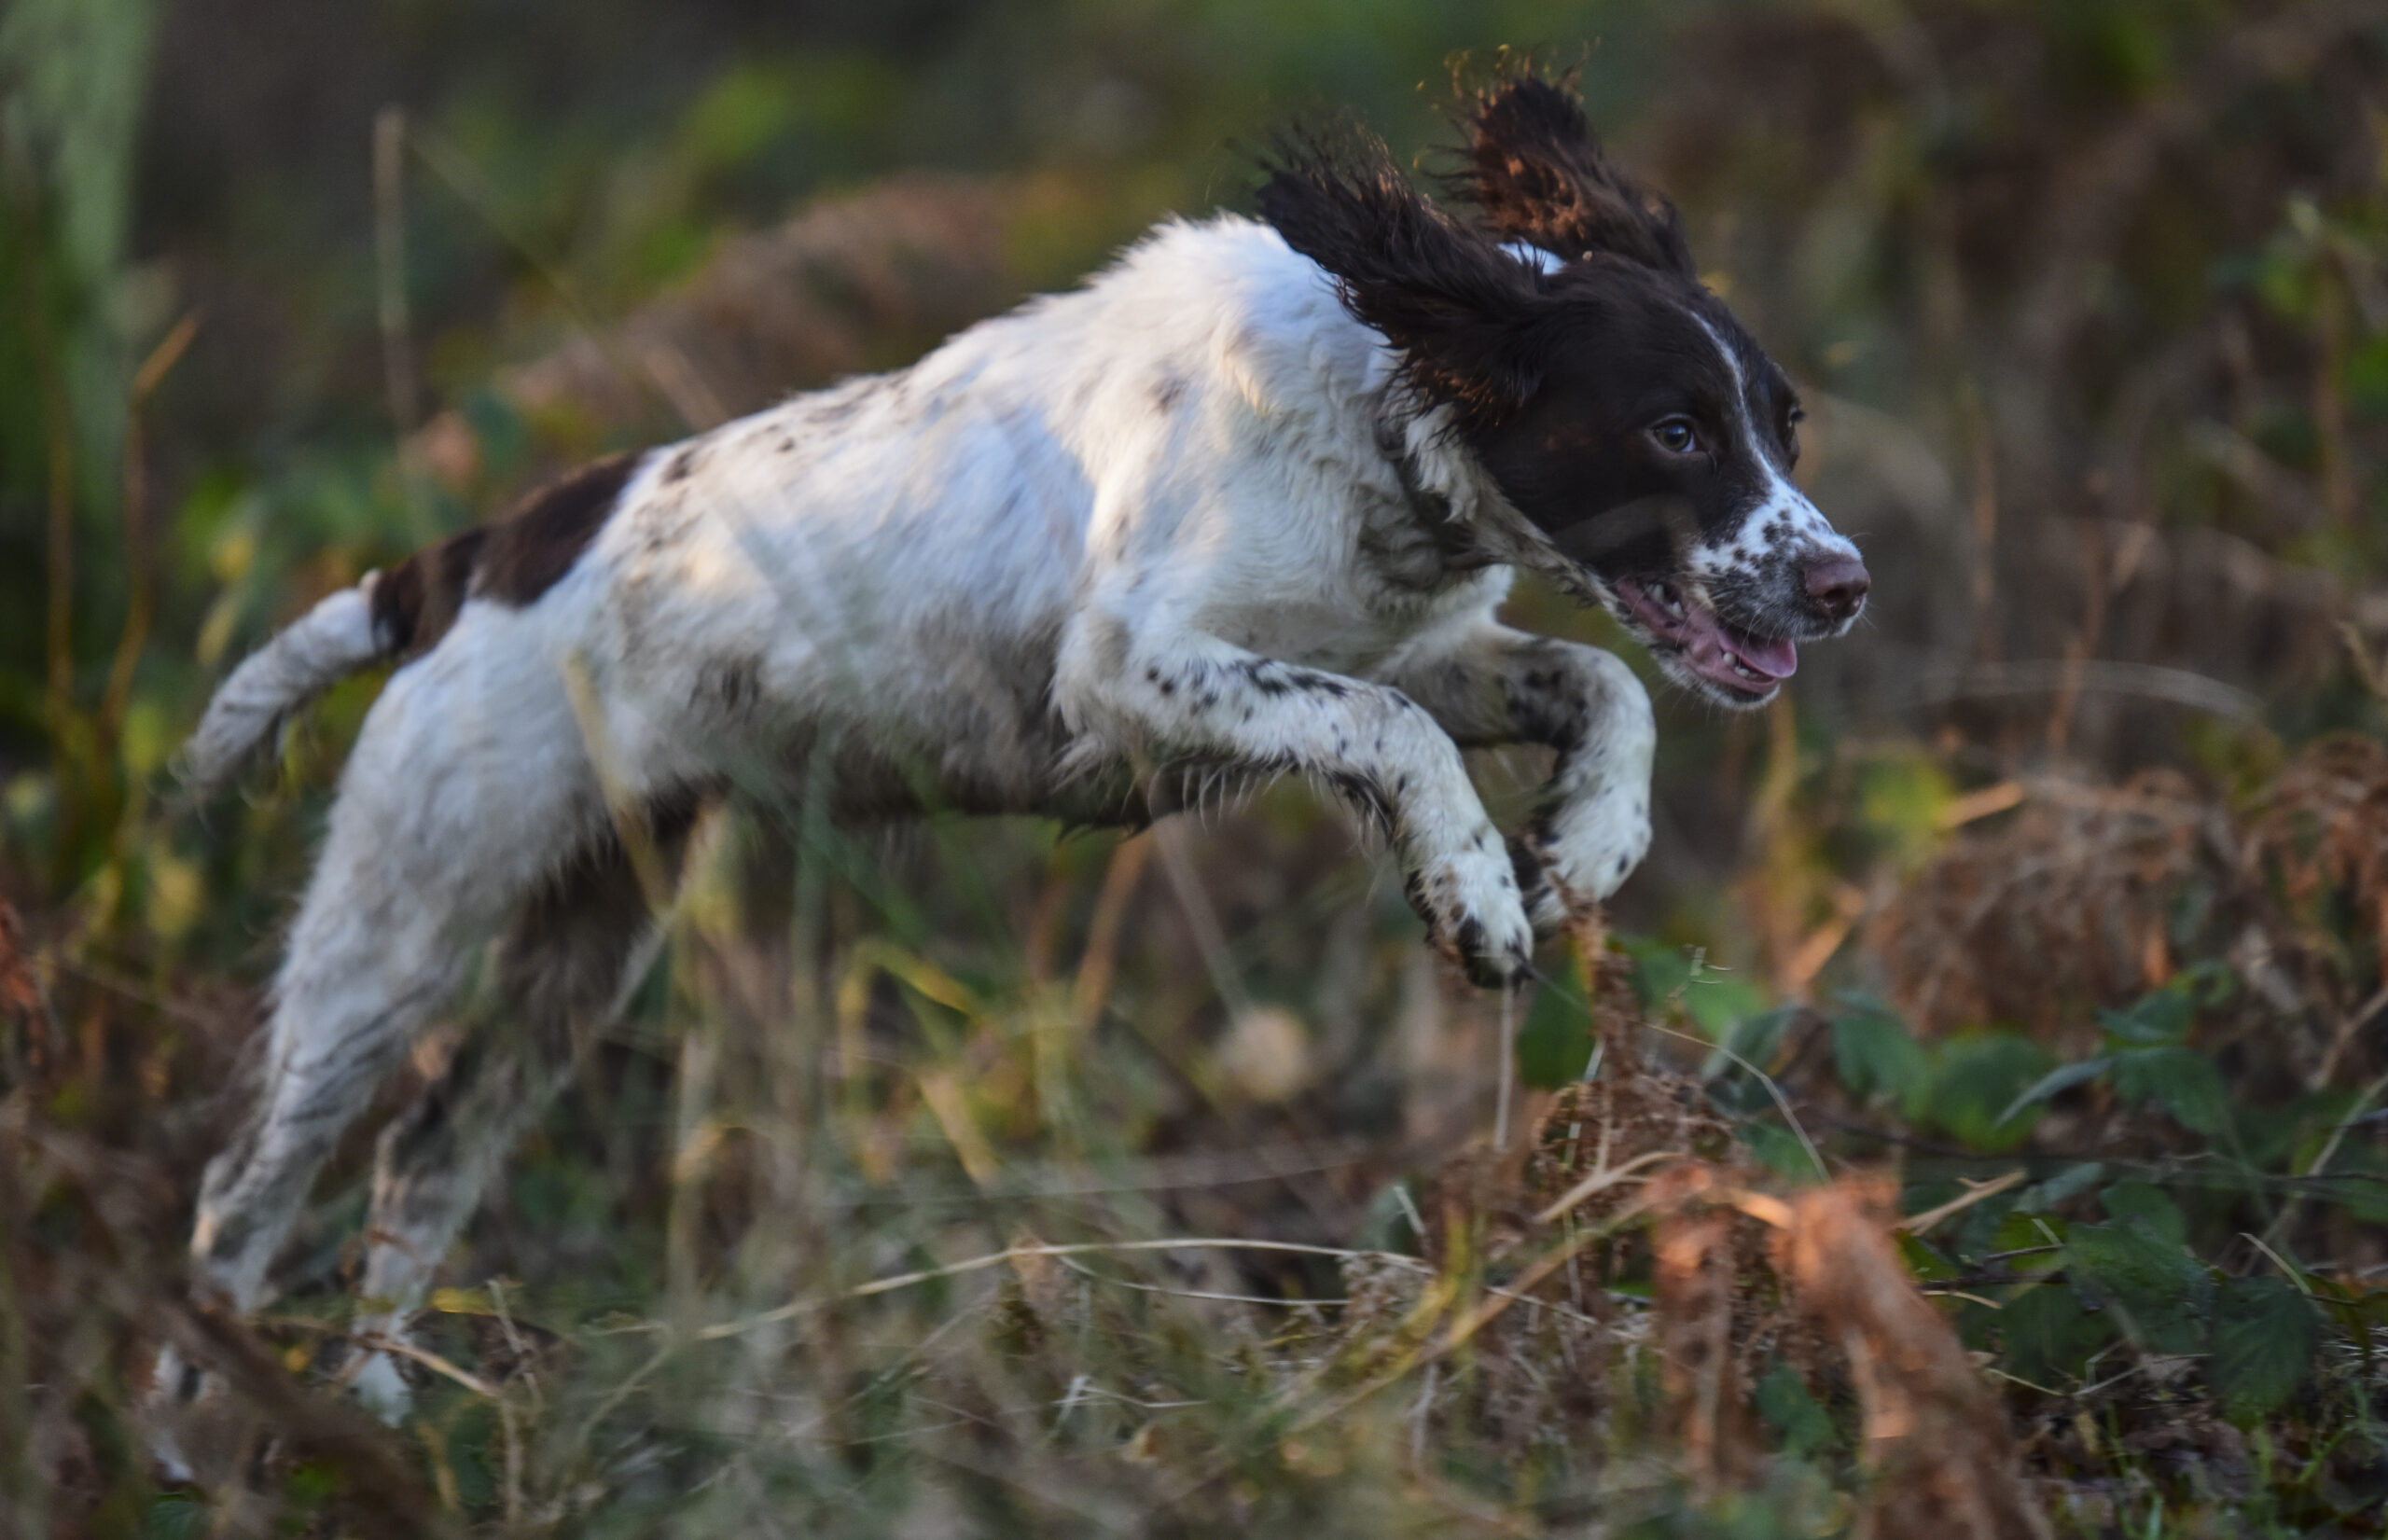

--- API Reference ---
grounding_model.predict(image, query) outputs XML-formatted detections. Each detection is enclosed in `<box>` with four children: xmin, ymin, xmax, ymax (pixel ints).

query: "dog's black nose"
<box><xmin>1803</xmin><ymin>555</ymin><xmax>1870</xmax><ymax>622</ymax></box>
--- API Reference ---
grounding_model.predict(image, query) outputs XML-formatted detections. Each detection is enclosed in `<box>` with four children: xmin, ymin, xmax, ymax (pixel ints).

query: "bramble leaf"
<box><xmin>2098</xmin><ymin>1180</ymin><xmax>2187</xmax><ymax>1246</ymax></box>
<box><xmin>1833</xmin><ymin>1008</ymin><xmax>1932</xmax><ymax>1114</ymax></box>
<box><xmin>2015</xmin><ymin>1161</ymin><xmax>2106</xmax><ymax>1214</ymax></box>
<box><xmin>2098</xmin><ymin>987</ymin><xmax>2194</xmax><ymax>1046</ymax></box>
<box><xmin>1997</xmin><ymin>1057</ymin><xmax>2113</xmax><ymax>1128</ymax></box>
<box><xmin>2065</xmin><ymin>1222</ymin><xmax>2212</xmax><ymax>1354</ymax></box>
<box><xmin>1926</xmin><ymin>1033</ymin><xmax>2057</xmax><ymax>1152</ymax></box>
<box><xmin>1755</xmin><ymin>1363</ymin><xmax>1836</xmax><ymax>1456</ymax></box>
<box><xmin>2002</xmin><ymin>1283</ymin><xmax>2115</xmax><ymax>1387</ymax></box>
<box><xmin>2111</xmin><ymin>1045</ymin><xmax>2232</xmax><ymax>1137</ymax></box>
<box><xmin>2211</xmin><ymin>1276</ymin><xmax>2322</xmax><ymax>1425</ymax></box>
<box><xmin>1515</xmin><ymin>981</ymin><xmax>1592</xmax><ymax>1090</ymax></box>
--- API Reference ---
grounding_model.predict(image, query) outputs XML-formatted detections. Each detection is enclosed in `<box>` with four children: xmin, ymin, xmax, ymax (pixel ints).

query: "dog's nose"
<box><xmin>1803</xmin><ymin>555</ymin><xmax>1870</xmax><ymax>622</ymax></box>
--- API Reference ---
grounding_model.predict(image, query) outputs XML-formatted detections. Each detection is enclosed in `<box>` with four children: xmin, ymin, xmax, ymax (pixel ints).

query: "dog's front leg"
<box><xmin>1060</xmin><ymin>630</ymin><xmax>1532</xmax><ymax>985</ymax></box>
<box><xmin>1391</xmin><ymin>625</ymin><xmax>1656</xmax><ymax>931</ymax></box>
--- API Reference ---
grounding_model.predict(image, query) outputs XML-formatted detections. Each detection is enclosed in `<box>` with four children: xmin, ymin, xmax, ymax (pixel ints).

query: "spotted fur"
<box><xmin>154</xmin><ymin>70</ymin><xmax>1864</xmax><ymax>1447</ymax></box>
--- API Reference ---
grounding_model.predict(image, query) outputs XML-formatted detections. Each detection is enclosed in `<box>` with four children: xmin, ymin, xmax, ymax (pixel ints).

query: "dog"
<box><xmin>152</xmin><ymin>71</ymin><xmax>1867</xmax><ymax>1436</ymax></box>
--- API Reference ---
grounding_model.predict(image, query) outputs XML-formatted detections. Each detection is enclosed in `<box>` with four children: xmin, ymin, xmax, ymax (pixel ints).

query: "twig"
<box><xmin>1282</xmin><ymin>1187</ymin><xmax>1664</xmax><ymax>1436</ymax></box>
<box><xmin>103</xmin><ymin>310</ymin><xmax>202</xmax><ymax>734</ymax></box>
<box><xmin>696</xmin><ymin>1237</ymin><xmax>1391</xmax><ymax>1341</ymax></box>
<box><xmin>354</xmin><ymin>1330</ymin><xmax>504</xmax><ymax>1400</ymax></box>
<box><xmin>1896</xmin><ymin>1170</ymin><xmax>2026</xmax><ymax>1237</ymax></box>
<box><xmin>1531</xmin><ymin>1149</ymin><xmax>1680</xmax><ymax>1227</ymax></box>
<box><xmin>2241</xmin><ymin>1232</ymin><xmax>2313</xmax><ymax>1296</ymax></box>
<box><xmin>1409</xmin><ymin>1363</ymin><xmax>1438</xmax><ymax>1469</ymax></box>
<box><xmin>1071</xmin><ymin>834</ymin><xmax>1152</xmax><ymax>1037</ymax></box>
<box><xmin>1050</xmin><ymin>1252</ymin><xmax>1347</xmax><ymax>1309</ymax></box>
<box><xmin>2312</xmin><ymin>977</ymin><xmax>2388</xmax><ymax>1091</ymax></box>
<box><xmin>1645</xmin><ymin>1018</ymin><xmax>1829</xmax><ymax>1180</ymax></box>
<box><xmin>2263</xmin><ymin>1060</ymin><xmax>2388</xmax><ymax>1248</ymax></box>
<box><xmin>1494</xmin><ymin>979</ymin><xmax>1516</xmax><ymax>1150</ymax></box>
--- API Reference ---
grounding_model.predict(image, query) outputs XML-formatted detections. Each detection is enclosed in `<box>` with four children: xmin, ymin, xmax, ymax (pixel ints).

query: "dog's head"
<box><xmin>1257</xmin><ymin>73</ymin><xmax>1867</xmax><ymax>709</ymax></box>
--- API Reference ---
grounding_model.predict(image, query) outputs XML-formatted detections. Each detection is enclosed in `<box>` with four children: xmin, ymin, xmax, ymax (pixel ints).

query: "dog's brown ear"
<box><xmin>1457</xmin><ymin>69</ymin><xmax>1695</xmax><ymax>279</ymax></box>
<box><xmin>1257</xmin><ymin>122</ymin><xmax>1548</xmax><ymax>427</ymax></box>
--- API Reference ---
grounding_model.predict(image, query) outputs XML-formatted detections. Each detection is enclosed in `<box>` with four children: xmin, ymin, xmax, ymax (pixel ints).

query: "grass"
<box><xmin>13</xmin><ymin>734</ymin><xmax>2388</xmax><ymax>1535</ymax></box>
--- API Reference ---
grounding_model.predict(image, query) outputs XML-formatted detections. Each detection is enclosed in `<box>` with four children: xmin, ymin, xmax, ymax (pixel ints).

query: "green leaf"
<box><xmin>1741</xmin><ymin>1121</ymin><xmax>1824</xmax><ymax>1185</ymax></box>
<box><xmin>1895</xmin><ymin>1230</ymin><xmax>1961</xmax><ymax>1283</ymax></box>
<box><xmin>1997</xmin><ymin>1057</ymin><xmax>2113</xmax><ymax>1128</ymax></box>
<box><xmin>1514</xmin><ymin>979</ymin><xmax>1593</xmax><ymax>1090</ymax></box>
<box><xmin>2098</xmin><ymin>1180</ymin><xmax>2187</xmax><ymax>1247</ymax></box>
<box><xmin>2065</xmin><ymin>1222</ymin><xmax>2212</xmax><ymax>1354</ymax></box>
<box><xmin>1721</xmin><ymin>1006</ymin><xmax>1801</xmax><ymax>1066</ymax></box>
<box><xmin>2308</xmin><ymin>1142</ymin><xmax>2388</xmax><ymax>1225</ymax></box>
<box><xmin>2210</xmin><ymin>1276</ymin><xmax>2322</xmax><ymax>1425</ymax></box>
<box><xmin>1755</xmin><ymin>1363</ymin><xmax>1836</xmax><ymax>1456</ymax></box>
<box><xmin>1833</xmin><ymin>1008</ymin><xmax>1931</xmax><ymax>1113</ymax></box>
<box><xmin>1925</xmin><ymin>1033</ymin><xmax>2058</xmax><ymax>1152</ymax></box>
<box><xmin>2346</xmin><ymin>330</ymin><xmax>2388</xmax><ymax>417</ymax></box>
<box><xmin>1706</xmin><ymin>1006</ymin><xmax>1803</xmax><ymax>1099</ymax></box>
<box><xmin>144</xmin><ymin>1496</ymin><xmax>213</xmax><ymax>1540</ymax></box>
<box><xmin>2111</xmin><ymin>1046</ymin><xmax>2232</xmax><ymax>1137</ymax></box>
<box><xmin>1991</xmin><ymin>1209</ymin><xmax>2066</xmax><ymax>1259</ymax></box>
<box><xmin>2015</xmin><ymin>1161</ymin><xmax>2106</xmax><ymax>1215</ymax></box>
<box><xmin>2002</xmin><ymin>1283</ymin><xmax>2116</xmax><ymax>1388</ymax></box>
<box><xmin>1616</xmin><ymin>934</ymin><xmax>1692</xmax><ymax>1010</ymax></box>
<box><xmin>1684</xmin><ymin>976</ymin><xmax>1770</xmax><ymax>1041</ymax></box>
<box><xmin>2098</xmin><ymin>987</ymin><xmax>2193</xmax><ymax>1046</ymax></box>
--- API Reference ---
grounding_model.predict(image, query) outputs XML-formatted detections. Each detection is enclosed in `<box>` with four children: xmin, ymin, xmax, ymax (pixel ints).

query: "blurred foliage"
<box><xmin>12</xmin><ymin>0</ymin><xmax>2388</xmax><ymax>1535</ymax></box>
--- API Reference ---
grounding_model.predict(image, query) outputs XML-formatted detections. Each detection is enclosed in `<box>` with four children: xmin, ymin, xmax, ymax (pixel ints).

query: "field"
<box><xmin>9</xmin><ymin>2</ymin><xmax>2388</xmax><ymax>1534</ymax></box>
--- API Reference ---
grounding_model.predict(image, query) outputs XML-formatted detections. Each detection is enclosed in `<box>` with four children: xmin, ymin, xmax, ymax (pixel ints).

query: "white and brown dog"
<box><xmin>157</xmin><ymin>73</ymin><xmax>1866</xmax><ymax>1431</ymax></box>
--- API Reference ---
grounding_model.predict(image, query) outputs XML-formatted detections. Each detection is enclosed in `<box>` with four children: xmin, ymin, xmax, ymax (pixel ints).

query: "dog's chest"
<box><xmin>1185</xmin><ymin>522</ymin><xmax>1504</xmax><ymax>680</ymax></box>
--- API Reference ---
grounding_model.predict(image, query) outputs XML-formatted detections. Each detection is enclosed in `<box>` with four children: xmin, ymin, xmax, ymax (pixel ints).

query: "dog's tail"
<box><xmin>179</xmin><ymin>577</ymin><xmax>390</xmax><ymax>798</ymax></box>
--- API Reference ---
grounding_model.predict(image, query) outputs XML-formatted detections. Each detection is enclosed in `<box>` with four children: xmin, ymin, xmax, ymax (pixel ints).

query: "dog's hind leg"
<box><xmin>154</xmin><ymin>633</ymin><xmax>608</xmax><ymax>1468</ymax></box>
<box><xmin>345</xmin><ymin>798</ymin><xmax>701</xmax><ymax>1418</ymax></box>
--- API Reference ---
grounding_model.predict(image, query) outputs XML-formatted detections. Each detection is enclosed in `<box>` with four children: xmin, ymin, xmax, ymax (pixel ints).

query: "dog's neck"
<box><xmin>1376</xmin><ymin>401</ymin><xmax>1618</xmax><ymax>614</ymax></box>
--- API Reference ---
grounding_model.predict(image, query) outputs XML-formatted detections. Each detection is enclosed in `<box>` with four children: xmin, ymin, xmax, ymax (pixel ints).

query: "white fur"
<box><xmin>179</xmin><ymin>583</ymin><xmax>382</xmax><ymax>796</ymax></box>
<box><xmin>164</xmin><ymin>217</ymin><xmax>1669</xmax><ymax>1432</ymax></box>
<box><xmin>1684</xmin><ymin>312</ymin><xmax>1856</xmax><ymax>585</ymax></box>
<box><xmin>349</xmin><ymin>215</ymin><xmax>1630</xmax><ymax>976</ymax></box>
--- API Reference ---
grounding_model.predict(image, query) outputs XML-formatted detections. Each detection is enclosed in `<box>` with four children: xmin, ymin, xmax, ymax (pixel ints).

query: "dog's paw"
<box><xmin>1507</xmin><ymin>828</ymin><xmax>1567</xmax><ymax>935</ymax></box>
<box><xmin>1522</xmin><ymin>787</ymin><xmax>1652</xmax><ymax>928</ymax></box>
<box><xmin>1408</xmin><ymin>837</ymin><xmax>1534</xmax><ymax>988</ymax></box>
<box><xmin>348</xmin><ymin>1349</ymin><xmax>415</xmax><ymax>1424</ymax></box>
<box><xmin>142</xmin><ymin>1343</ymin><xmax>227</xmax><ymax>1486</ymax></box>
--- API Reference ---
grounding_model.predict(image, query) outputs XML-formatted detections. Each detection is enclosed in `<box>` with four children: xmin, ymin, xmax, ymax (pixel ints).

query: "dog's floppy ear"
<box><xmin>1258</xmin><ymin>123</ymin><xmax>1548</xmax><ymax>427</ymax></box>
<box><xmin>1457</xmin><ymin>69</ymin><xmax>1694</xmax><ymax>278</ymax></box>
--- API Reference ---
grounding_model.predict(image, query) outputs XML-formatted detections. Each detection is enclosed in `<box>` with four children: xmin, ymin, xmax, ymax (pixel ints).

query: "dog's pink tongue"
<box><xmin>1725</xmin><ymin>629</ymin><xmax>1798</xmax><ymax>681</ymax></box>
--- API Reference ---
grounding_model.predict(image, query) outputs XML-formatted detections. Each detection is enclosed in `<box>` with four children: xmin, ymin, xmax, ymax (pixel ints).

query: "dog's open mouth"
<box><xmin>1615</xmin><ymin>577</ymin><xmax>1797</xmax><ymax>701</ymax></box>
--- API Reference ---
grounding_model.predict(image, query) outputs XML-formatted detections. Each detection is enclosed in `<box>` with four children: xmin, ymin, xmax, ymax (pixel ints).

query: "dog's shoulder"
<box><xmin>1078</xmin><ymin>215</ymin><xmax>1393</xmax><ymax>404</ymax></box>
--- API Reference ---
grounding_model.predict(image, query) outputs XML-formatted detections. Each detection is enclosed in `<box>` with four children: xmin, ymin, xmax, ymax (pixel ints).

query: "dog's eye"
<box><xmin>1651</xmin><ymin>418</ymin><xmax>1700</xmax><ymax>455</ymax></box>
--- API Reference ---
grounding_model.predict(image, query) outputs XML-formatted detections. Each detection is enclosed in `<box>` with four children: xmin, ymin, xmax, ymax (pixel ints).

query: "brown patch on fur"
<box><xmin>370</xmin><ymin>527</ymin><xmax>488</xmax><ymax>660</ymax></box>
<box><xmin>476</xmin><ymin>451</ymin><xmax>643</xmax><ymax>604</ymax></box>
<box><xmin>368</xmin><ymin>452</ymin><xmax>643</xmax><ymax>660</ymax></box>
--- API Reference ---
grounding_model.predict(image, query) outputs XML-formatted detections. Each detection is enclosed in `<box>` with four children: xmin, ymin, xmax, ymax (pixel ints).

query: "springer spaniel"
<box><xmin>155</xmin><ymin>71</ymin><xmax>1867</xmax><ymax>1433</ymax></box>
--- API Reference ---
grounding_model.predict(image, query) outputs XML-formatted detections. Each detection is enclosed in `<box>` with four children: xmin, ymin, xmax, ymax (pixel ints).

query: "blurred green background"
<box><xmin>12</xmin><ymin>2</ymin><xmax>2388</xmax><ymax>1534</ymax></box>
